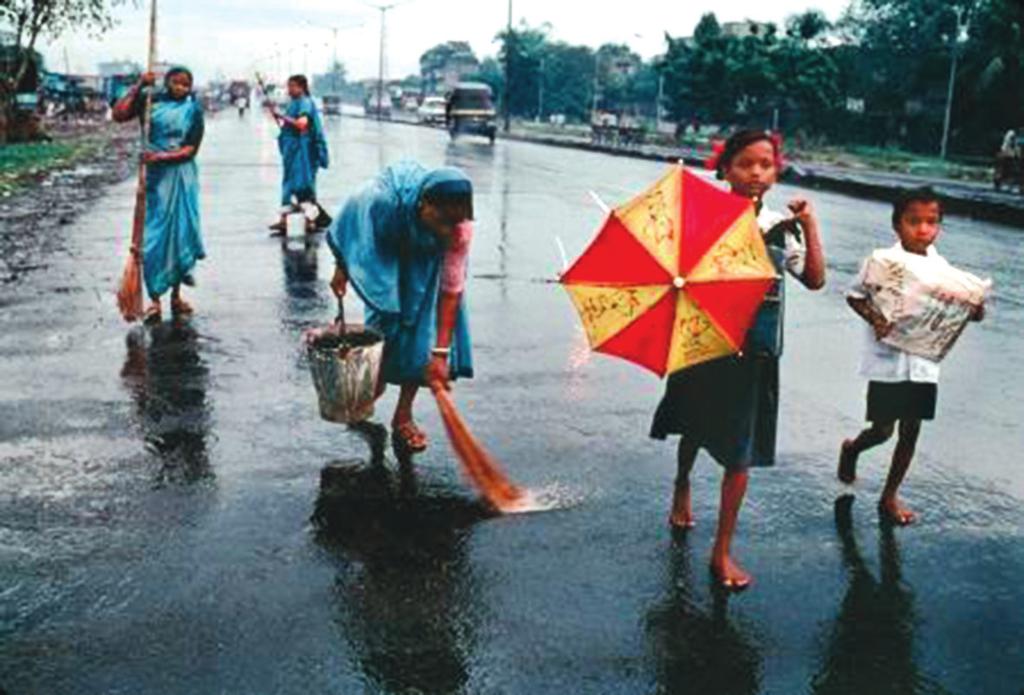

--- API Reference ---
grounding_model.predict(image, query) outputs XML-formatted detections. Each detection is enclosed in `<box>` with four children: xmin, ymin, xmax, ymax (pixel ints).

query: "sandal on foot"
<box><xmin>143</xmin><ymin>302</ymin><xmax>162</xmax><ymax>325</ymax></box>
<box><xmin>392</xmin><ymin>421</ymin><xmax>428</xmax><ymax>454</ymax></box>
<box><xmin>171</xmin><ymin>299</ymin><xmax>194</xmax><ymax>317</ymax></box>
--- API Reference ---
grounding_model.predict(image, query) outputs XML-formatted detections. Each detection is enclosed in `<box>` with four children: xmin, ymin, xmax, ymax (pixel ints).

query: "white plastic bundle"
<box><xmin>861</xmin><ymin>247</ymin><xmax>992</xmax><ymax>362</ymax></box>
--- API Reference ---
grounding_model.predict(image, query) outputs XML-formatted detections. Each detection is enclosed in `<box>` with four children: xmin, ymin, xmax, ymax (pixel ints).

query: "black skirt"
<box><xmin>866</xmin><ymin>381</ymin><xmax>937</xmax><ymax>423</ymax></box>
<box><xmin>650</xmin><ymin>355</ymin><xmax>779</xmax><ymax>470</ymax></box>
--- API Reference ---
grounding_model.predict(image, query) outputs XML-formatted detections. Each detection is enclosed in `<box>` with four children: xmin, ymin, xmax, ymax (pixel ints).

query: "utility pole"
<box><xmin>537</xmin><ymin>57</ymin><xmax>545</xmax><ymax>123</ymax></box>
<box><xmin>941</xmin><ymin>5</ymin><xmax>971</xmax><ymax>160</ymax></box>
<box><xmin>655</xmin><ymin>72</ymin><xmax>664</xmax><ymax>131</ymax></box>
<box><xmin>503</xmin><ymin>0</ymin><xmax>512</xmax><ymax>132</ymax></box>
<box><xmin>376</xmin><ymin>6</ymin><xmax>390</xmax><ymax>121</ymax></box>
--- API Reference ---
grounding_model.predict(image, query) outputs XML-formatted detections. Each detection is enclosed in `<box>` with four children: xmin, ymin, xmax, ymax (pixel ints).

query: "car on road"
<box><xmin>417</xmin><ymin>96</ymin><xmax>447</xmax><ymax>126</ymax></box>
<box><xmin>447</xmin><ymin>82</ymin><xmax>497</xmax><ymax>145</ymax></box>
<box><xmin>322</xmin><ymin>95</ymin><xmax>342</xmax><ymax>117</ymax></box>
<box><xmin>363</xmin><ymin>93</ymin><xmax>391</xmax><ymax>120</ymax></box>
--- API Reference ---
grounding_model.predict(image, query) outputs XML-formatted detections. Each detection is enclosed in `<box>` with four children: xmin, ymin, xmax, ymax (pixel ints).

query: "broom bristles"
<box><xmin>432</xmin><ymin>386</ymin><xmax>526</xmax><ymax>512</ymax></box>
<box><xmin>116</xmin><ymin>250</ymin><xmax>144</xmax><ymax>322</ymax></box>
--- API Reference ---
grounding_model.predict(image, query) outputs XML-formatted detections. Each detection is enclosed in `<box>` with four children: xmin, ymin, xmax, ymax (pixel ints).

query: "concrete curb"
<box><xmin>349</xmin><ymin>114</ymin><xmax>1024</xmax><ymax>228</ymax></box>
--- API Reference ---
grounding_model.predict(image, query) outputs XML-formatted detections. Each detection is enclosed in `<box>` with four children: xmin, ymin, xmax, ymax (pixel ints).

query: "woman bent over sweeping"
<box><xmin>326</xmin><ymin>161</ymin><xmax>474</xmax><ymax>455</ymax></box>
<box><xmin>114</xmin><ymin>66</ymin><xmax>206</xmax><ymax>324</ymax></box>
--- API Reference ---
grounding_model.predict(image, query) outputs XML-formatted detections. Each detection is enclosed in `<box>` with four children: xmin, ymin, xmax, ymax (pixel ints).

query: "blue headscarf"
<box><xmin>328</xmin><ymin>161</ymin><xmax>472</xmax><ymax>321</ymax></box>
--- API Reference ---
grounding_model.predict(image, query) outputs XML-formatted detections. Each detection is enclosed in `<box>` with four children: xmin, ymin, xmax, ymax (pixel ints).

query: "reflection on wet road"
<box><xmin>1</xmin><ymin>114</ymin><xmax>1022</xmax><ymax>694</ymax></box>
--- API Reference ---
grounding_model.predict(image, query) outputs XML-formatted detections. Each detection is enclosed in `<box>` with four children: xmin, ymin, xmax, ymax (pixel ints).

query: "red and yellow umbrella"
<box><xmin>561</xmin><ymin>165</ymin><xmax>777</xmax><ymax>377</ymax></box>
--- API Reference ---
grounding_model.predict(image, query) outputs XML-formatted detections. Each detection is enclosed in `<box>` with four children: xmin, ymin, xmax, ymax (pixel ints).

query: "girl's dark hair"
<box><xmin>288</xmin><ymin>74</ymin><xmax>310</xmax><ymax>95</ymax></box>
<box><xmin>715</xmin><ymin>128</ymin><xmax>781</xmax><ymax>180</ymax></box>
<box><xmin>892</xmin><ymin>187</ymin><xmax>943</xmax><ymax>229</ymax></box>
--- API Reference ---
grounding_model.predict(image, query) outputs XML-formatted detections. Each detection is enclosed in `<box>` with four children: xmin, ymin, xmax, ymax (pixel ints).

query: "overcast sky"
<box><xmin>40</xmin><ymin>0</ymin><xmax>850</xmax><ymax>83</ymax></box>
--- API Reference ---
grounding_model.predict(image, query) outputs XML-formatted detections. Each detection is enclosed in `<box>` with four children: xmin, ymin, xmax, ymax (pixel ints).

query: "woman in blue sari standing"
<box><xmin>269</xmin><ymin>74</ymin><xmax>330</xmax><ymax>235</ymax></box>
<box><xmin>114</xmin><ymin>66</ymin><xmax>205</xmax><ymax>324</ymax></box>
<box><xmin>326</xmin><ymin>161</ymin><xmax>475</xmax><ymax>454</ymax></box>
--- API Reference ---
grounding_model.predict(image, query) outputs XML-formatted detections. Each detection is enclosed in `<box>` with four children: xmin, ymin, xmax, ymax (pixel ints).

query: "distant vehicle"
<box><xmin>418</xmin><ymin>96</ymin><xmax>447</xmax><ymax>126</ymax></box>
<box><xmin>363</xmin><ymin>92</ymin><xmax>391</xmax><ymax>120</ymax></box>
<box><xmin>446</xmin><ymin>82</ymin><xmax>497</xmax><ymax>144</ymax></box>
<box><xmin>322</xmin><ymin>95</ymin><xmax>342</xmax><ymax>117</ymax></box>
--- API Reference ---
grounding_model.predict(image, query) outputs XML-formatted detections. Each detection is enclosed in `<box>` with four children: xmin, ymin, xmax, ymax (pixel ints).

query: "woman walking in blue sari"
<box><xmin>326</xmin><ymin>161</ymin><xmax>475</xmax><ymax>454</ymax></box>
<box><xmin>269</xmin><ymin>74</ymin><xmax>330</xmax><ymax>235</ymax></box>
<box><xmin>114</xmin><ymin>66</ymin><xmax>205</xmax><ymax>324</ymax></box>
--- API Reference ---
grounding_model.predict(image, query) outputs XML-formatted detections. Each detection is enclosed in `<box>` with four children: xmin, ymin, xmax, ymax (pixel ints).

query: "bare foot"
<box><xmin>710</xmin><ymin>555</ymin><xmax>752</xmax><ymax>592</ymax></box>
<box><xmin>668</xmin><ymin>482</ymin><xmax>695</xmax><ymax>530</ymax></box>
<box><xmin>879</xmin><ymin>496</ymin><xmax>917</xmax><ymax>526</ymax></box>
<box><xmin>838</xmin><ymin>439</ymin><xmax>858</xmax><ymax>484</ymax></box>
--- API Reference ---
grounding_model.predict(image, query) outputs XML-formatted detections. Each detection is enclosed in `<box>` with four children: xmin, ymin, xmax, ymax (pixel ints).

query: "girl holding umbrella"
<box><xmin>113</xmin><ymin>66</ymin><xmax>206</xmax><ymax>324</ymax></box>
<box><xmin>325</xmin><ymin>161</ymin><xmax>474</xmax><ymax>454</ymax></box>
<box><xmin>649</xmin><ymin>130</ymin><xmax>827</xmax><ymax>590</ymax></box>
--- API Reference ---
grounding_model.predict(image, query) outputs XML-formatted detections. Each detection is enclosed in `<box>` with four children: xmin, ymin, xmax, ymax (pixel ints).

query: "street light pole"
<box><xmin>503</xmin><ymin>0</ymin><xmax>512</xmax><ymax>133</ymax></box>
<box><xmin>940</xmin><ymin>5</ymin><xmax>970</xmax><ymax>160</ymax></box>
<box><xmin>655</xmin><ymin>72</ymin><xmax>664</xmax><ymax>131</ymax></box>
<box><xmin>537</xmin><ymin>57</ymin><xmax>545</xmax><ymax>123</ymax></box>
<box><xmin>376</xmin><ymin>6</ymin><xmax>389</xmax><ymax>122</ymax></box>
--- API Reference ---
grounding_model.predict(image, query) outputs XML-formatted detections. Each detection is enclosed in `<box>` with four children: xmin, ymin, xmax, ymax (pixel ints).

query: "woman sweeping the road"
<box><xmin>113</xmin><ymin>66</ymin><xmax>205</xmax><ymax>324</ymax></box>
<box><xmin>326</xmin><ymin>161</ymin><xmax>474</xmax><ymax>455</ymax></box>
<box><xmin>650</xmin><ymin>129</ymin><xmax>827</xmax><ymax>591</ymax></box>
<box><xmin>269</xmin><ymin>74</ymin><xmax>330</xmax><ymax>235</ymax></box>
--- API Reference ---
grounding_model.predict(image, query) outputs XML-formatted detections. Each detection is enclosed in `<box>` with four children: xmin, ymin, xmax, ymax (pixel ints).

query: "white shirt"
<box><xmin>758</xmin><ymin>207</ymin><xmax>806</xmax><ymax>279</ymax></box>
<box><xmin>848</xmin><ymin>243</ymin><xmax>943</xmax><ymax>384</ymax></box>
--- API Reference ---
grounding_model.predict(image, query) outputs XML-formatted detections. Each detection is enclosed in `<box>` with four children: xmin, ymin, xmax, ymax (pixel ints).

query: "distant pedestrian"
<box><xmin>838</xmin><ymin>188</ymin><xmax>986</xmax><ymax>525</ymax></box>
<box><xmin>650</xmin><ymin>129</ymin><xmax>827</xmax><ymax>591</ymax></box>
<box><xmin>113</xmin><ymin>66</ymin><xmax>205</xmax><ymax>324</ymax></box>
<box><xmin>269</xmin><ymin>74</ymin><xmax>330</xmax><ymax>235</ymax></box>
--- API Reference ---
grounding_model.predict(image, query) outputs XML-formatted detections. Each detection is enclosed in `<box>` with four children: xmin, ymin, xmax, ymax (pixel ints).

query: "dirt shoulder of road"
<box><xmin>0</xmin><ymin>119</ymin><xmax>137</xmax><ymax>286</ymax></box>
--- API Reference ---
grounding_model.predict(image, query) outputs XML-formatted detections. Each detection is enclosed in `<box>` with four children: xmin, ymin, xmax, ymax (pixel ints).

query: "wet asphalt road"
<box><xmin>1</xmin><ymin>113</ymin><xmax>1023</xmax><ymax>695</ymax></box>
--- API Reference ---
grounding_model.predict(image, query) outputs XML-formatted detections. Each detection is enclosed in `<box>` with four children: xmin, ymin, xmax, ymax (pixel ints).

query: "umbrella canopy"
<box><xmin>561</xmin><ymin>165</ymin><xmax>777</xmax><ymax>377</ymax></box>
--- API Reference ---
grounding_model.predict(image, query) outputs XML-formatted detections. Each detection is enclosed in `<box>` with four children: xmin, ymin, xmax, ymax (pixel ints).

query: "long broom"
<box><xmin>430</xmin><ymin>383</ymin><xmax>527</xmax><ymax>513</ymax></box>
<box><xmin>116</xmin><ymin>0</ymin><xmax>158</xmax><ymax>322</ymax></box>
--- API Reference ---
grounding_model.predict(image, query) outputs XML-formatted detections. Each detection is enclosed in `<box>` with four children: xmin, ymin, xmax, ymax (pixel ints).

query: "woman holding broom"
<box><xmin>268</xmin><ymin>74</ymin><xmax>330</xmax><ymax>235</ymax></box>
<box><xmin>113</xmin><ymin>66</ymin><xmax>206</xmax><ymax>324</ymax></box>
<box><xmin>324</xmin><ymin>160</ymin><xmax>474</xmax><ymax>455</ymax></box>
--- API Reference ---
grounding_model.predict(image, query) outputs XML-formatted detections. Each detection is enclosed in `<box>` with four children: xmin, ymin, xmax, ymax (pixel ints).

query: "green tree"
<box><xmin>837</xmin><ymin>0</ymin><xmax>1024</xmax><ymax>154</ymax></box>
<box><xmin>495</xmin><ymin>21</ymin><xmax>548</xmax><ymax>118</ymax></box>
<box><xmin>313</xmin><ymin>60</ymin><xmax>347</xmax><ymax>95</ymax></box>
<box><xmin>1</xmin><ymin>0</ymin><xmax>127</xmax><ymax>142</ymax></box>
<box><xmin>537</xmin><ymin>41</ymin><xmax>594</xmax><ymax>122</ymax></box>
<box><xmin>419</xmin><ymin>40</ymin><xmax>479</xmax><ymax>94</ymax></box>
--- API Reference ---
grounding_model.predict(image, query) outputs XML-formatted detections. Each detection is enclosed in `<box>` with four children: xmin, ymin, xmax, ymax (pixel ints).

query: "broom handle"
<box><xmin>131</xmin><ymin>0</ymin><xmax>157</xmax><ymax>257</ymax></box>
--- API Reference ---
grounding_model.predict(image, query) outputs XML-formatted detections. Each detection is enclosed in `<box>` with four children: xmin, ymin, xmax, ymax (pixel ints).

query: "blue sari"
<box><xmin>143</xmin><ymin>89</ymin><xmax>205</xmax><ymax>298</ymax></box>
<box><xmin>326</xmin><ymin>161</ymin><xmax>473</xmax><ymax>386</ymax></box>
<box><xmin>278</xmin><ymin>95</ymin><xmax>329</xmax><ymax>206</ymax></box>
